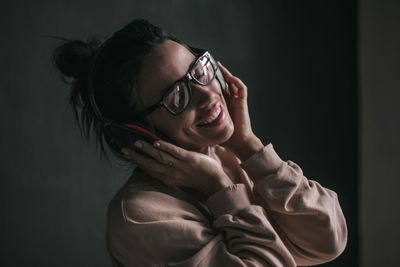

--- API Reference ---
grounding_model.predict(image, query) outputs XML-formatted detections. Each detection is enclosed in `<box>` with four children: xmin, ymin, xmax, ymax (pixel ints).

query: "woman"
<box><xmin>53</xmin><ymin>19</ymin><xmax>347</xmax><ymax>266</ymax></box>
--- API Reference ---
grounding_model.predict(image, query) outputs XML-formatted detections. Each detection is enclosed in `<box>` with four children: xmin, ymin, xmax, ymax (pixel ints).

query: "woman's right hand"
<box><xmin>121</xmin><ymin>140</ymin><xmax>233</xmax><ymax>197</ymax></box>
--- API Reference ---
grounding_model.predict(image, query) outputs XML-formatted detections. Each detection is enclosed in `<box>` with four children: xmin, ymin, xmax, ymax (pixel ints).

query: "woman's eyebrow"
<box><xmin>158</xmin><ymin>55</ymin><xmax>198</xmax><ymax>98</ymax></box>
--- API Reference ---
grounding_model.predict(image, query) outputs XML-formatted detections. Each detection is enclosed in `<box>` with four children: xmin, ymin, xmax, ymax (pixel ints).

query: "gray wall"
<box><xmin>1</xmin><ymin>1</ymin><xmax>358</xmax><ymax>266</ymax></box>
<box><xmin>360</xmin><ymin>0</ymin><xmax>400</xmax><ymax>266</ymax></box>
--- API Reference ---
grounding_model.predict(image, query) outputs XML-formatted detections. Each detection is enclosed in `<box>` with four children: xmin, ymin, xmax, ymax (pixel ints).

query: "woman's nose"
<box><xmin>191</xmin><ymin>81</ymin><xmax>219</xmax><ymax>109</ymax></box>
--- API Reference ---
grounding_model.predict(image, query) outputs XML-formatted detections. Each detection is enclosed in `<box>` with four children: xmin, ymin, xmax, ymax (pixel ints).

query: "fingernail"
<box><xmin>153</xmin><ymin>142</ymin><xmax>160</xmax><ymax>148</ymax></box>
<box><xmin>121</xmin><ymin>148</ymin><xmax>130</xmax><ymax>155</ymax></box>
<box><xmin>134</xmin><ymin>141</ymin><xmax>142</xmax><ymax>148</ymax></box>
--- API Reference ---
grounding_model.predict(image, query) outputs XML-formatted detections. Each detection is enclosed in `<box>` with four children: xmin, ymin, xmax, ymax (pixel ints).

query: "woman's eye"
<box><xmin>193</xmin><ymin>64</ymin><xmax>206</xmax><ymax>78</ymax></box>
<box><xmin>165</xmin><ymin>83</ymin><xmax>187</xmax><ymax>112</ymax></box>
<box><xmin>191</xmin><ymin>56</ymin><xmax>214</xmax><ymax>85</ymax></box>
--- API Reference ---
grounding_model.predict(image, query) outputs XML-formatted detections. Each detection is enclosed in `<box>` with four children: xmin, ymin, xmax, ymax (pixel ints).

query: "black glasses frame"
<box><xmin>135</xmin><ymin>50</ymin><xmax>217</xmax><ymax>117</ymax></box>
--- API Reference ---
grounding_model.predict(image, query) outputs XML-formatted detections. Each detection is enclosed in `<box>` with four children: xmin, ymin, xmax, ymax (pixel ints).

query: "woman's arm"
<box><xmin>240</xmin><ymin>143</ymin><xmax>348</xmax><ymax>266</ymax></box>
<box><xmin>107</xmin><ymin>181</ymin><xmax>297</xmax><ymax>267</ymax></box>
<box><xmin>218</xmin><ymin>62</ymin><xmax>347</xmax><ymax>265</ymax></box>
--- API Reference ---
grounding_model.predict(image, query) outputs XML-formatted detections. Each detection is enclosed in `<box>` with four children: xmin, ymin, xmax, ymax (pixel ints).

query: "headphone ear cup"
<box><xmin>103</xmin><ymin>123</ymin><xmax>134</xmax><ymax>151</ymax></box>
<box><xmin>122</xmin><ymin>120</ymin><xmax>173</xmax><ymax>144</ymax></box>
<box><xmin>103</xmin><ymin>119</ymin><xmax>173</xmax><ymax>153</ymax></box>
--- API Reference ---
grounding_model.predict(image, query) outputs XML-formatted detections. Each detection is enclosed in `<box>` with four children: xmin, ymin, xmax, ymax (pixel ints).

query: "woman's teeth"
<box><xmin>199</xmin><ymin>106</ymin><xmax>221</xmax><ymax>126</ymax></box>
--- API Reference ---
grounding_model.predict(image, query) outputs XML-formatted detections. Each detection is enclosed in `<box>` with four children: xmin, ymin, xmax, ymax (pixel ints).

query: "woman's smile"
<box><xmin>197</xmin><ymin>102</ymin><xmax>225</xmax><ymax>127</ymax></box>
<box><xmin>139</xmin><ymin>40</ymin><xmax>234</xmax><ymax>152</ymax></box>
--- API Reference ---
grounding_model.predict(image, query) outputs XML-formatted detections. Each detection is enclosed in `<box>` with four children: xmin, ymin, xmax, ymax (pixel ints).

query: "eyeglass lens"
<box><xmin>164</xmin><ymin>54</ymin><xmax>215</xmax><ymax>114</ymax></box>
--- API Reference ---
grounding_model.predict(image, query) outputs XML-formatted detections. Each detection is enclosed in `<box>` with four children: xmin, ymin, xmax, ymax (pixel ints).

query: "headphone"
<box><xmin>87</xmin><ymin>38</ymin><xmax>227</xmax><ymax>153</ymax></box>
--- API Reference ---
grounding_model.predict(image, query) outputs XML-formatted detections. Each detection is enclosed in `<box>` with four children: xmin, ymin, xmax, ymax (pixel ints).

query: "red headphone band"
<box><xmin>122</xmin><ymin>123</ymin><xmax>163</xmax><ymax>141</ymax></box>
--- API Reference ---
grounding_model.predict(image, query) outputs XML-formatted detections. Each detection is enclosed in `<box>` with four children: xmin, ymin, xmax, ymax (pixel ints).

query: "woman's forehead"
<box><xmin>138</xmin><ymin>40</ymin><xmax>195</xmax><ymax>106</ymax></box>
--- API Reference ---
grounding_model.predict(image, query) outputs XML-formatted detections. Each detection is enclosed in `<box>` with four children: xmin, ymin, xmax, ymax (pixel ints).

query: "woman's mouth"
<box><xmin>198</xmin><ymin>103</ymin><xmax>225</xmax><ymax>127</ymax></box>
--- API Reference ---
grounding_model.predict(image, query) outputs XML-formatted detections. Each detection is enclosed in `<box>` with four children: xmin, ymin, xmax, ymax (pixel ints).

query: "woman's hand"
<box><xmin>218</xmin><ymin>62</ymin><xmax>264</xmax><ymax>161</ymax></box>
<box><xmin>121</xmin><ymin>140</ymin><xmax>233</xmax><ymax>197</ymax></box>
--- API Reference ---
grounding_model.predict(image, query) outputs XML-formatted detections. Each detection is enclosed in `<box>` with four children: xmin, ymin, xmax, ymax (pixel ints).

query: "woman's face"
<box><xmin>137</xmin><ymin>40</ymin><xmax>234</xmax><ymax>152</ymax></box>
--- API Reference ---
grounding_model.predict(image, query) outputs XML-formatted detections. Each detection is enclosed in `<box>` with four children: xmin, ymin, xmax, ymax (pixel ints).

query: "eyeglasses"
<box><xmin>137</xmin><ymin>51</ymin><xmax>218</xmax><ymax>116</ymax></box>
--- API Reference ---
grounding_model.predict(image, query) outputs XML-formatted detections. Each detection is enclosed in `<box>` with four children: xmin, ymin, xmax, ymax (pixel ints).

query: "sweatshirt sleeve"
<box><xmin>107</xmin><ymin>183</ymin><xmax>297</xmax><ymax>267</ymax></box>
<box><xmin>240</xmin><ymin>143</ymin><xmax>348</xmax><ymax>266</ymax></box>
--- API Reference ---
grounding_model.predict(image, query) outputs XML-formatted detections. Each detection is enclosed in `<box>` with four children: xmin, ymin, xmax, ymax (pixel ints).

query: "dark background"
<box><xmin>1</xmin><ymin>0</ymin><xmax>398</xmax><ymax>266</ymax></box>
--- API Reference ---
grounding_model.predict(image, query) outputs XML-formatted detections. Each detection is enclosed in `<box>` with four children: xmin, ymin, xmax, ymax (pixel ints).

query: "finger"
<box><xmin>134</xmin><ymin>140</ymin><xmax>180</xmax><ymax>165</ymax></box>
<box><xmin>217</xmin><ymin>62</ymin><xmax>236</xmax><ymax>97</ymax></box>
<box><xmin>122</xmin><ymin>147</ymin><xmax>174</xmax><ymax>173</ymax></box>
<box><xmin>122</xmin><ymin>148</ymin><xmax>182</xmax><ymax>187</ymax></box>
<box><xmin>153</xmin><ymin>140</ymin><xmax>189</xmax><ymax>161</ymax></box>
<box><xmin>217</xmin><ymin>61</ymin><xmax>233</xmax><ymax>77</ymax></box>
<box><xmin>227</xmin><ymin>79</ymin><xmax>239</xmax><ymax>99</ymax></box>
<box><xmin>225</xmin><ymin>75</ymin><xmax>247</xmax><ymax>99</ymax></box>
<box><xmin>224</xmin><ymin>82</ymin><xmax>232</xmax><ymax>97</ymax></box>
<box><xmin>225</xmin><ymin>75</ymin><xmax>247</xmax><ymax>90</ymax></box>
<box><xmin>217</xmin><ymin>62</ymin><xmax>248</xmax><ymax>99</ymax></box>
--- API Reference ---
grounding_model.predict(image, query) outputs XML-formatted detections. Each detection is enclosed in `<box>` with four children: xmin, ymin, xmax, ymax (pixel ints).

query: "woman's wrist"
<box><xmin>203</xmin><ymin>176</ymin><xmax>234</xmax><ymax>197</ymax></box>
<box><xmin>230</xmin><ymin>135</ymin><xmax>264</xmax><ymax>162</ymax></box>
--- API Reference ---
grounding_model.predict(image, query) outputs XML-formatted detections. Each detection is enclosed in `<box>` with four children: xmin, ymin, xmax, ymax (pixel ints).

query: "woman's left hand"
<box><xmin>121</xmin><ymin>140</ymin><xmax>234</xmax><ymax>197</ymax></box>
<box><xmin>218</xmin><ymin>62</ymin><xmax>264</xmax><ymax>161</ymax></box>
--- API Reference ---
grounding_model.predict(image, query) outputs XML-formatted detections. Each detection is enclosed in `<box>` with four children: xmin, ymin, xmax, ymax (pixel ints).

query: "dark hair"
<box><xmin>52</xmin><ymin>19</ymin><xmax>184</xmax><ymax>161</ymax></box>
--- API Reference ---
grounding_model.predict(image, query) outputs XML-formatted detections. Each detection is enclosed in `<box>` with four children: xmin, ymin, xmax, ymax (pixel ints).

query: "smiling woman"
<box><xmin>52</xmin><ymin>19</ymin><xmax>347</xmax><ymax>266</ymax></box>
<box><xmin>137</xmin><ymin>40</ymin><xmax>235</xmax><ymax>152</ymax></box>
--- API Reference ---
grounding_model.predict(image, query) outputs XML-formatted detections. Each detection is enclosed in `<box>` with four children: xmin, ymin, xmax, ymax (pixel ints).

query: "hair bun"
<box><xmin>53</xmin><ymin>37</ymin><xmax>101</xmax><ymax>81</ymax></box>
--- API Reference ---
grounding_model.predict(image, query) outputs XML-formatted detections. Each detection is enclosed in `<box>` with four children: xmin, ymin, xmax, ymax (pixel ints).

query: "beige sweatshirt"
<box><xmin>106</xmin><ymin>143</ymin><xmax>347</xmax><ymax>266</ymax></box>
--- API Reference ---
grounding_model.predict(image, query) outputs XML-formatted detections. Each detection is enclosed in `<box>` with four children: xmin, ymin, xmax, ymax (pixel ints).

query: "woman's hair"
<box><xmin>52</xmin><ymin>19</ymin><xmax>184</xmax><ymax>161</ymax></box>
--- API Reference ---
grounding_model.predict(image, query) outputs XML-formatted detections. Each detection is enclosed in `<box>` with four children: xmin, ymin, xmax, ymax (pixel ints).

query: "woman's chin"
<box><xmin>217</xmin><ymin>124</ymin><xmax>234</xmax><ymax>145</ymax></box>
<box><xmin>174</xmin><ymin>129</ymin><xmax>233</xmax><ymax>152</ymax></box>
<box><xmin>201</xmin><ymin>124</ymin><xmax>235</xmax><ymax>149</ymax></box>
